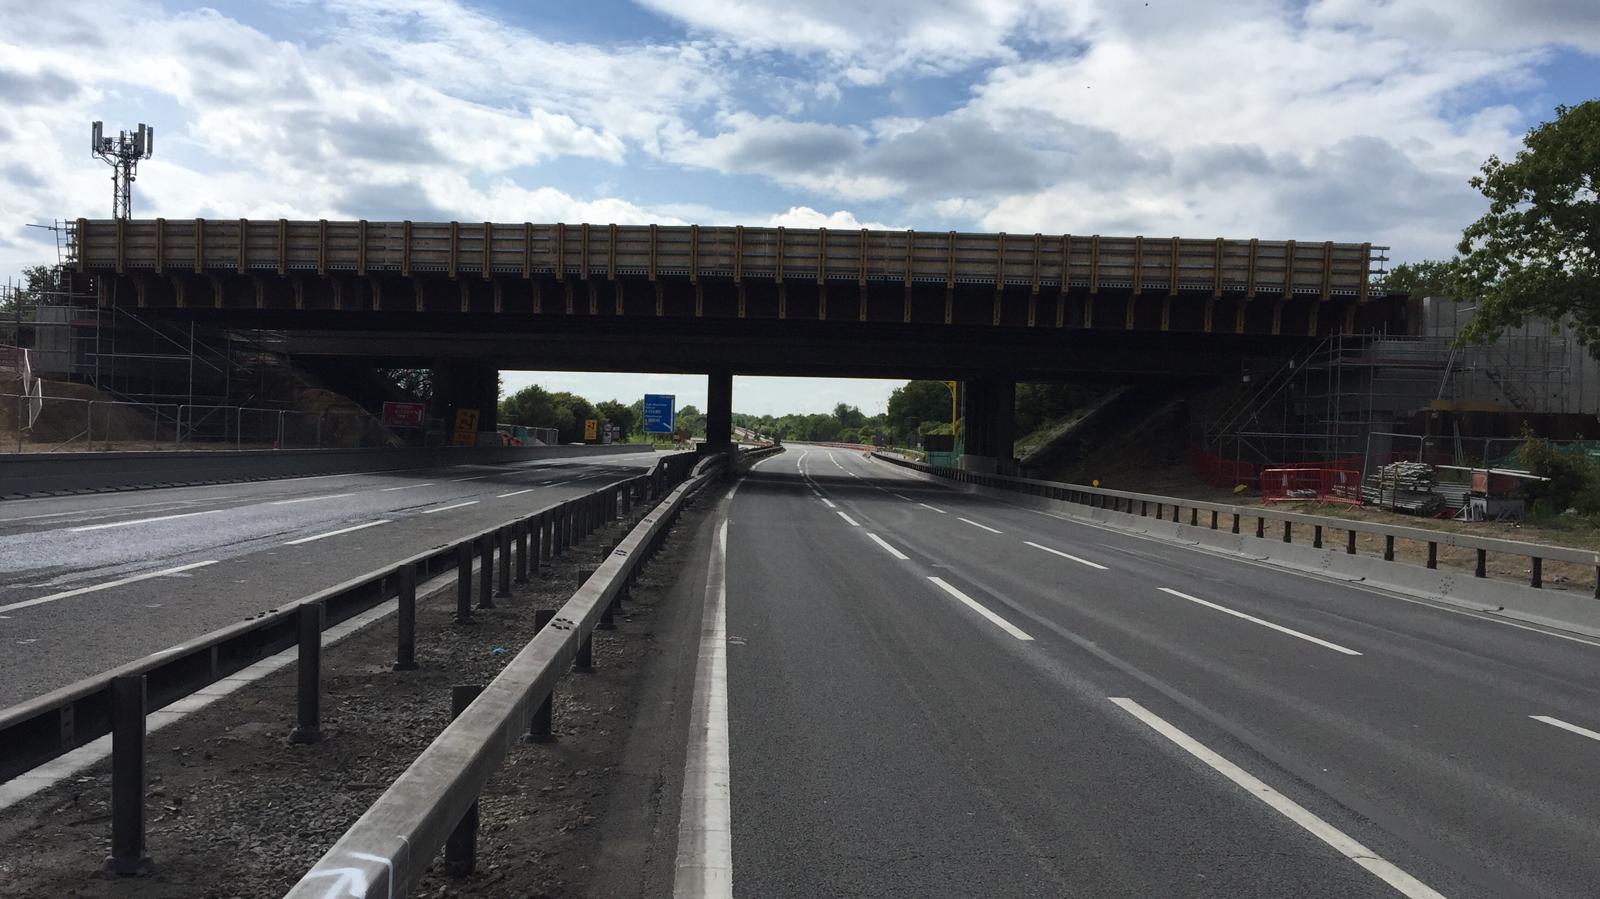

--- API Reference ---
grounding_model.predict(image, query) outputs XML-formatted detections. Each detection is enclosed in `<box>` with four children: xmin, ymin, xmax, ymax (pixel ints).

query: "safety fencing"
<box><xmin>873</xmin><ymin>452</ymin><xmax>1600</xmax><ymax>598</ymax></box>
<box><xmin>1</xmin><ymin>390</ymin><xmax>393</xmax><ymax>453</ymax></box>
<box><xmin>1259</xmin><ymin>464</ymin><xmax>1362</xmax><ymax>505</ymax></box>
<box><xmin>281</xmin><ymin>444</ymin><xmax>776</xmax><ymax>896</ymax></box>
<box><xmin>0</xmin><ymin>449</ymin><xmax>714</xmax><ymax>877</ymax></box>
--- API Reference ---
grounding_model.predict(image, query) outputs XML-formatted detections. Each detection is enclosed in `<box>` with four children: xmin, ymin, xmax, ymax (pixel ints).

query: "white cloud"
<box><xmin>638</xmin><ymin>0</ymin><xmax>1032</xmax><ymax>80</ymax></box>
<box><xmin>764</xmin><ymin>206</ymin><xmax>899</xmax><ymax>231</ymax></box>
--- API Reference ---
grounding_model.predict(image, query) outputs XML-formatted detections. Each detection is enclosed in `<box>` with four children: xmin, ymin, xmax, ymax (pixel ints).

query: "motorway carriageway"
<box><xmin>0</xmin><ymin>451</ymin><xmax>660</xmax><ymax>705</ymax></box>
<box><xmin>680</xmin><ymin>447</ymin><xmax>1600</xmax><ymax>898</ymax></box>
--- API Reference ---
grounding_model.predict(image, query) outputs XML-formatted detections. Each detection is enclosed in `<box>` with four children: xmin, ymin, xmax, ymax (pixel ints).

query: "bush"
<box><xmin>1517</xmin><ymin>430</ymin><xmax>1600</xmax><ymax>518</ymax></box>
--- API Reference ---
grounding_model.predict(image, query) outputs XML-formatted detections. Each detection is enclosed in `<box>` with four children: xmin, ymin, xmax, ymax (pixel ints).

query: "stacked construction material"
<box><xmin>1361</xmin><ymin>462</ymin><xmax>1443</xmax><ymax>515</ymax></box>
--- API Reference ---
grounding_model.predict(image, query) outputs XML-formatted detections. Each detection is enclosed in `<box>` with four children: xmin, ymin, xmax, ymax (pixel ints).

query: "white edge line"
<box><xmin>672</xmin><ymin>518</ymin><xmax>734</xmax><ymax>898</ymax></box>
<box><xmin>1158</xmin><ymin>587</ymin><xmax>1362</xmax><ymax>656</ymax></box>
<box><xmin>283</xmin><ymin>520</ymin><xmax>391</xmax><ymax>546</ymax></box>
<box><xmin>835</xmin><ymin>510</ymin><xmax>860</xmax><ymax>527</ymax></box>
<box><xmin>1531</xmin><ymin>715</ymin><xmax>1600</xmax><ymax>743</ymax></box>
<box><xmin>0</xmin><ymin>561</ymin><xmax>219</xmax><ymax>613</ymax></box>
<box><xmin>1024</xmin><ymin>541</ymin><xmax>1109</xmax><ymax>570</ymax></box>
<box><xmin>68</xmin><ymin>509</ymin><xmax>224</xmax><ymax>533</ymax></box>
<box><xmin>957</xmin><ymin>516</ymin><xmax>1002</xmax><ymax>534</ymax></box>
<box><xmin>865</xmin><ymin>532</ymin><xmax>910</xmax><ymax>560</ymax></box>
<box><xmin>927</xmin><ymin>576</ymin><xmax>1033</xmax><ymax>641</ymax></box>
<box><xmin>421</xmin><ymin>501</ymin><xmax>480</xmax><ymax>515</ymax></box>
<box><xmin>1109</xmin><ymin>697</ymin><xmax>1444</xmax><ymax>899</ymax></box>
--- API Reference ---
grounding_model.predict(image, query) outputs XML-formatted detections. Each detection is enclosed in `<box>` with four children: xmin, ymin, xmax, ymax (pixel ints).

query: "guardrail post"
<box><xmin>1254</xmin><ymin>516</ymin><xmax>1265</xmax><ymax>539</ymax></box>
<box><xmin>1210</xmin><ymin>510</ymin><xmax>1218</xmax><ymax>530</ymax></box>
<box><xmin>1530</xmin><ymin>557</ymin><xmax>1542</xmax><ymax>588</ymax></box>
<box><xmin>103</xmin><ymin>675</ymin><xmax>153</xmax><ymax>877</ymax></box>
<box><xmin>1384</xmin><ymin>535</ymin><xmax>1395</xmax><ymax>562</ymax></box>
<box><xmin>444</xmin><ymin>684</ymin><xmax>484</xmax><ymax>876</ymax></box>
<box><xmin>524</xmin><ymin>610</ymin><xmax>557</xmax><ymax>743</ymax></box>
<box><xmin>1346</xmin><ymin>530</ymin><xmax>1357</xmax><ymax>555</ymax></box>
<box><xmin>395</xmin><ymin>563</ymin><xmax>419</xmax><ymax>671</ymax></box>
<box><xmin>1282</xmin><ymin>521</ymin><xmax>1292</xmax><ymax>543</ymax></box>
<box><xmin>539</xmin><ymin>511</ymin><xmax>551</xmax><ymax>566</ymax></box>
<box><xmin>1426</xmin><ymin>542</ymin><xmax>1438</xmax><ymax>570</ymax></box>
<box><xmin>289</xmin><ymin>604</ymin><xmax>324</xmax><ymax>744</ymax></box>
<box><xmin>1172</xmin><ymin>504</ymin><xmax>1180</xmax><ymax>523</ymax></box>
<box><xmin>496</xmin><ymin>528</ymin><xmax>512</xmax><ymax>598</ymax></box>
<box><xmin>455</xmin><ymin>541</ymin><xmax>474</xmax><ymax>623</ymax></box>
<box><xmin>1313</xmin><ymin>525</ymin><xmax>1323</xmax><ymax>549</ymax></box>
<box><xmin>515</xmin><ymin>522</ymin><xmax>530</xmax><ymax>584</ymax></box>
<box><xmin>1475</xmin><ymin>548</ymin><xmax>1487</xmax><ymax>578</ymax></box>
<box><xmin>478</xmin><ymin>535</ymin><xmax>495</xmax><ymax>609</ymax></box>
<box><xmin>1231</xmin><ymin>513</ymin><xmax>1240</xmax><ymax>534</ymax></box>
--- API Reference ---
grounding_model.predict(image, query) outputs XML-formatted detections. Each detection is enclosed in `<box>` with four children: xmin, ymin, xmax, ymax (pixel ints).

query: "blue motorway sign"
<box><xmin>642</xmin><ymin>393</ymin><xmax>676</xmax><ymax>434</ymax></box>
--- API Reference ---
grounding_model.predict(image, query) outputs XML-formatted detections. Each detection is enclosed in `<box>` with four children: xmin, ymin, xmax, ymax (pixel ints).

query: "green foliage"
<box><xmin>1014</xmin><ymin>382</ymin><xmax>1103</xmax><ymax>437</ymax></box>
<box><xmin>676</xmin><ymin>404</ymin><xmax>706</xmax><ymax>438</ymax></box>
<box><xmin>379</xmin><ymin>369</ymin><xmax>433</xmax><ymax>401</ymax></box>
<box><xmin>887</xmin><ymin>380</ymin><xmax>954</xmax><ymax>444</ymax></box>
<box><xmin>1</xmin><ymin>264</ymin><xmax>59</xmax><ymax>313</ymax></box>
<box><xmin>595</xmin><ymin>399</ymin><xmax>637</xmax><ymax>438</ymax></box>
<box><xmin>499</xmin><ymin>384</ymin><xmax>617</xmax><ymax>443</ymax></box>
<box><xmin>1517</xmin><ymin>429</ymin><xmax>1600</xmax><ymax>519</ymax></box>
<box><xmin>1453</xmin><ymin>101</ymin><xmax>1600</xmax><ymax>357</ymax></box>
<box><xmin>1385</xmin><ymin>260</ymin><xmax>1454</xmax><ymax>298</ymax></box>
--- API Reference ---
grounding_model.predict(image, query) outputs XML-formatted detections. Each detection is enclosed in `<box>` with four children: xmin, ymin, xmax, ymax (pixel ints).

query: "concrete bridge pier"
<box><xmin>960</xmin><ymin>375</ymin><xmax>1016</xmax><ymax>474</ymax></box>
<box><xmin>432</xmin><ymin>360</ymin><xmax>499</xmax><ymax>443</ymax></box>
<box><xmin>700</xmin><ymin>367</ymin><xmax>734</xmax><ymax>457</ymax></box>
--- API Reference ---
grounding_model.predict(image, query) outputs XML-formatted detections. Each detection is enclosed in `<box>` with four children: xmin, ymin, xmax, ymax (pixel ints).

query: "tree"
<box><xmin>379</xmin><ymin>369</ymin><xmax>433</xmax><ymax>401</ymax></box>
<box><xmin>832</xmin><ymin>402</ymin><xmax>866</xmax><ymax>431</ymax></box>
<box><xmin>676</xmin><ymin>404</ymin><xmax>706</xmax><ymax>438</ymax></box>
<box><xmin>596</xmin><ymin>399</ymin><xmax>637</xmax><ymax>438</ymax></box>
<box><xmin>1452</xmin><ymin>101</ymin><xmax>1600</xmax><ymax>356</ymax></box>
<box><xmin>1385</xmin><ymin>260</ymin><xmax>1453</xmax><ymax>298</ymax></box>
<box><xmin>887</xmin><ymin>380</ymin><xmax>954</xmax><ymax>444</ymax></box>
<box><xmin>1</xmin><ymin>264</ymin><xmax>57</xmax><ymax>313</ymax></box>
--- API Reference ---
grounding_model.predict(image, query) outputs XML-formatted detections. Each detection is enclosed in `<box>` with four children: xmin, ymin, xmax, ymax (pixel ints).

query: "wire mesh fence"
<box><xmin>2</xmin><ymin>392</ymin><xmax>397</xmax><ymax>453</ymax></box>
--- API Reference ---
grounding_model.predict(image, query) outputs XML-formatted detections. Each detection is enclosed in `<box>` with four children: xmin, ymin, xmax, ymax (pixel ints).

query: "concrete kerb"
<box><xmin>876</xmin><ymin>456</ymin><xmax>1600</xmax><ymax>640</ymax></box>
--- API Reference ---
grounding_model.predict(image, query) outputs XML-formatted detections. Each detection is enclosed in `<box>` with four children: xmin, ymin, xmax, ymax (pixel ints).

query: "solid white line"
<box><xmin>829</xmin><ymin>453</ymin><xmax>846</xmax><ymax>471</ymax></box>
<box><xmin>1531</xmin><ymin>715</ymin><xmax>1600</xmax><ymax>743</ymax></box>
<box><xmin>673</xmin><ymin>518</ymin><xmax>734</xmax><ymax>898</ymax></box>
<box><xmin>835</xmin><ymin>511</ymin><xmax>860</xmax><ymax>527</ymax></box>
<box><xmin>268</xmin><ymin>492</ymin><xmax>355</xmax><ymax>506</ymax></box>
<box><xmin>927</xmin><ymin>577</ymin><xmax>1034</xmax><ymax>641</ymax></box>
<box><xmin>380</xmin><ymin>483</ymin><xmax>434</xmax><ymax>492</ymax></box>
<box><xmin>957</xmin><ymin>517</ymin><xmax>1002</xmax><ymax>534</ymax></box>
<box><xmin>283</xmin><ymin>520</ymin><xmax>391</xmax><ymax>546</ymax></box>
<box><xmin>866</xmin><ymin>533</ymin><xmax>910</xmax><ymax>560</ymax></box>
<box><xmin>1110</xmin><ymin>698</ymin><xmax>1444</xmax><ymax>898</ymax></box>
<box><xmin>1157</xmin><ymin>587</ymin><xmax>1362</xmax><ymax>655</ymax></box>
<box><xmin>68</xmin><ymin>509</ymin><xmax>223</xmax><ymax>532</ymax></box>
<box><xmin>820</xmin><ymin>498</ymin><xmax>837</xmax><ymax>509</ymax></box>
<box><xmin>496</xmin><ymin>489</ymin><xmax>535</xmax><ymax>499</ymax></box>
<box><xmin>421</xmin><ymin>501</ymin><xmax>479</xmax><ymax>514</ymax></box>
<box><xmin>1024</xmin><ymin>541</ymin><xmax>1109</xmax><ymax>570</ymax></box>
<box><xmin>0</xmin><ymin>561</ymin><xmax>218</xmax><ymax>613</ymax></box>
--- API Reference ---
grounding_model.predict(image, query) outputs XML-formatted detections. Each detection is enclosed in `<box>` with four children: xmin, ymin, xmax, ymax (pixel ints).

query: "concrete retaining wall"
<box><xmin>0</xmin><ymin>444</ymin><xmax>648</xmax><ymax>499</ymax></box>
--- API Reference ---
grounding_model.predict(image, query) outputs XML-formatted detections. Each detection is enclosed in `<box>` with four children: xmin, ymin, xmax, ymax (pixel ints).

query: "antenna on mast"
<box><xmin>90</xmin><ymin>120</ymin><xmax>154</xmax><ymax>219</ymax></box>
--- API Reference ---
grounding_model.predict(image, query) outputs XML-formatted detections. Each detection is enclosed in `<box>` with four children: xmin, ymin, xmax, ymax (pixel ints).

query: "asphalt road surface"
<box><xmin>0</xmin><ymin>450</ymin><xmax>661</xmax><ymax>705</ymax></box>
<box><xmin>680</xmin><ymin>446</ymin><xmax>1600</xmax><ymax>898</ymax></box>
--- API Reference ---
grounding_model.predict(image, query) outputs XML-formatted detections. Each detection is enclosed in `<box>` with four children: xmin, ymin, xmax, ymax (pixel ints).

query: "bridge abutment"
<box><xmin>701</xmin><ymin>367</ymin><xmax>734</xmax><ymax>456</ymax></box>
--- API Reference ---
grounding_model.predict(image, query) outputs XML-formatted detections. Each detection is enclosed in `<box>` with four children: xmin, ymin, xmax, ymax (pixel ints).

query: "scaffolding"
<box><xmin>1199</xmin><ymin>330</ymin><xmax>1577</xmax><ymax>470</ymax></box>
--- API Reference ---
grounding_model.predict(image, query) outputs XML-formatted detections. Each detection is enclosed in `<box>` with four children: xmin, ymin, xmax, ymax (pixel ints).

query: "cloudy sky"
<box><xmin>2</xmin><ymin>0</ymin><xmax>1596</xmax><ymax>414</ymax></box>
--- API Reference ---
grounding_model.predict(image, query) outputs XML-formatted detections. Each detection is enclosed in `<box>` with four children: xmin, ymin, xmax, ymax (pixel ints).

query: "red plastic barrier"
<box><xmin>1260</xmin><ymin>466</ymin><xmax>1362</xmax><ymax>505</ymax></box>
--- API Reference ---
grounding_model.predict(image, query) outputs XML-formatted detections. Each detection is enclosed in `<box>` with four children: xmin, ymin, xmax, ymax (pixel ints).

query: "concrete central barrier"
<box><xmin>0</xmin><ymin>444</ymin><xmax>650</xmax><ymax>498</ymax></box>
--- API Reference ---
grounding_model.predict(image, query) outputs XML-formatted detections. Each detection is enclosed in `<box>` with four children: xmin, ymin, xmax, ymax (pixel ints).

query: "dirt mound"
<box><xmin>1</xmin><ymin>378</ymin><xmax>163</xmax><ymax>450</ymax></box>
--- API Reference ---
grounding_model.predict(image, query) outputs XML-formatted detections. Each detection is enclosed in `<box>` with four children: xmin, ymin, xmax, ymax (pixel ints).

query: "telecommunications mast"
<box><xmin>90</xmin><ymin>121</ymin><xmax>154</xmax><ymax>219</ymax></box>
